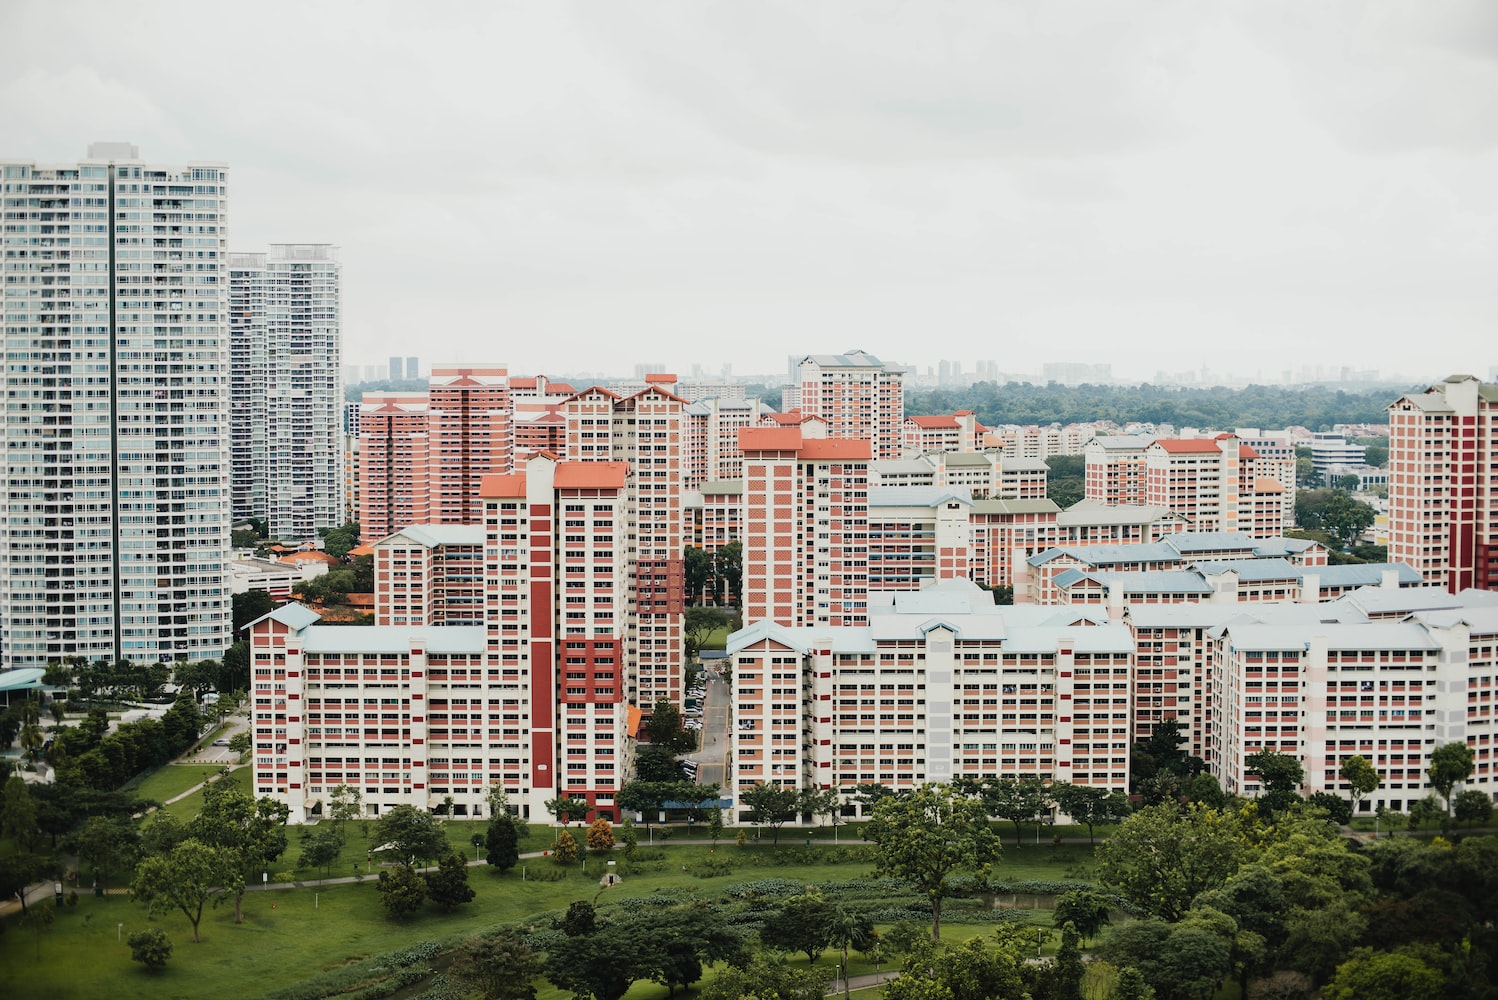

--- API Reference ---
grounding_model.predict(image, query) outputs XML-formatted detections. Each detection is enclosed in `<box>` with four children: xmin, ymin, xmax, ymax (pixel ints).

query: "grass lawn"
<box><xmin>2</xmin><ymin>840</ymin><xmax>1069</xmax><ymax>1000</ymax></box>
<box><xmin>127</xmin><ymin>764</ymin><xmax>230</xmax><ymax>808</ymax></box>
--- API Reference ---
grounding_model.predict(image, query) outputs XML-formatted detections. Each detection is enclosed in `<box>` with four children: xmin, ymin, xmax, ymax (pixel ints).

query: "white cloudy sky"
<box><xmin>3</xmin><ymin>1</ymin><xmax>1496</xmax><ymax>384</ymax></box>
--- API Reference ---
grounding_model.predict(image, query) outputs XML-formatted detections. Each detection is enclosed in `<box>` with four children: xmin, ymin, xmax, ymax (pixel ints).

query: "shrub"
<box><xmin>127</xmin><ymin>928</ymin><xmax>172</xmax><ymax>970</ymax></box>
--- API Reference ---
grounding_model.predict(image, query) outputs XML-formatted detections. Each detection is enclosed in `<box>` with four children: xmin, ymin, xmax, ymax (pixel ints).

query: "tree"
<box><xmin>980</xmin><ymin>774</ymin><xmax>1048</xmax><ymax>847</ymax></box>
<box><xmin>127</xmin><ymin>928</ymin><xmax>173</xmax><ymax>971</ymax></box>
<box><xmin>322</xmin><ymin>521</ymin><xmax>359</xmax><ymax>559</ymax></box>
<box><xmin>131</xmin><ymin>838</ymin><xmax>243</xmax><ymax>943</ymax></box>
<box><xmin>761</xmin><ymin>891</ymin><xmax>837</xmax><ymax>963</ymax></box>
<box><xmin>1427</xmin><ymin>741</ymin><xmax>1475</xmax><ymax>820</ymax></box>
<box><xmin>0</xmin><ymin>853</ymin><xmax>54</xmax><ymax>917</ymax></box>
<box><xmin>1</xmin><ymin>775</ymin><xmax>39</xmax><ymax>850</ymax></box>
<box><xmin>1320</xmin><ymin>948</ymin><xmax>1443</xmax><ymax>1000</ymax></box>
<box><xmin>376</xmin><ymin>862</ymin><xmax>427</xmax><ymax>919</ymax></box>
<box><xmin>714</xmin><ymin>541</ymin><xmax>744</xmax><ymax>605</ymax></box>
<box><xmin>707</xmin><ymin>808</ymin><xmax>724</xmax><ymax>847</ymax></box>
<box><xmin>683</xmin><ymin>545</ymin><xmax>713</xmax><ymax>605</ymax></box>
<box><xmin>1055</xmin><ymin>923</ymin><xmax>1086</xmax><ymax>1000</ymax></box>
<box><xmin>371</xmin><ymin>804</ymin><xmax>448</xmax><ymax>866</ymax></box>
<box><xmin>684</xmin><ymin>605</ymin><xmax>734</xmax><ymax>661</ymax></box>
<box><xmin>20</xmin><ymin>901</ymin><xmax>54</xmax><ymax>960</ymax></box>
<box><xmin>798</xmin><ymin>785</ymin><xmax>844</xmax><ymax>834</ymax></box>
<box><xmin>1339</xmin><ymin>755</ymin><xmax>1380</xmax><ymax>815</ymax></box>
<box><xmin>701</xmin><ymin>951</ymin><xmax>832</xmax><ymax>1000</ymax></box>
<box><xmin>884</xmin><ymin>934</ymin><xmax>1027</xmax><ymax>1000</ymax></box>
<box><xmin>1294</xmin><ymin>489</ymin><xmax>1377</xmax><ymax>550</ymax></box>
<box><xmin>643</xmin><ymin>700</ymin><xmax>693</xmax><ymax>752</ymax></box>
<box><xmin>232</xmin><ymin>589</ymin><xmax>276</xmax><ymax>634</ymax></box>
<box><xmin>1244</xmin><ymin>749</ymin><xmax>1304</xmax><ymax>816</ymax></box>
<box><xmin>864</xmin><ymin>781</ymin><xmax>1001</xmax><ymax>940</ymax></box>
<box><xmin>72</xmin><ymin>814</ymin><xmax>140</xmax><ymax>889</ymax></box>
<box><xmin>635</xmin><ymin>744</ymin><xmax>685</xmax><ymax>783</ymax></box>
<box><xmin>1052</xmin><ymin>889</ymin><xmax>1113</xmax><ymax>945</ymax></box>
<box><xmin>1454</xmin><ymin>789</ymin><xmax>1493</xmax><ymax>827</ymax></box>
<box><xmin>298</xmin><ymin>826</ymin><xmax>345</xmax><ymax>882</ymax></box>
<box><xmin>485</xmin><ymin>813</ymin><xmax>520</xmax><ymax>872</ymax></box>
<box><xmin>586</xmin><ymin>817</ymin><xmax>615</xmax><ymax>852</ymax></box>
<box><xmin>328</xmin><ymin>783</ymin><xmax>363</xmax><ymax>838</ymax></box>
<box><xmin>740</xmin><ymin>782</ymin><xmax>800</xmax><ymax>844</ymax></box>
<box><xmin>425</xmin><ymin>851</ymin><xmax>475</xmax><ymax>910</ymax></box>
<box><xmin>228</xmin><ymin>732</ymin><xmax>250</xmax><ymax>755</ymax></box>
<box><xmin>450</xmin><ymin>928</ymin><xmax>543</xmax><ymax>1000</ymax></box>
<box><xmin>189</xmin><ymin>781</ymin><xmax>290</xmax><ymax>923</ymax></box>
<box><xmin>1051</xmin><ymin>782</ymin><xmax>1129</xmax><ymax>845</ymax></box>
<box><xmin>1113</xmin><ymin>967</ymin><xmax>1156</xmax><ymax>1000</ymax></box>
<box><xmin>553</xmin><ymin>829</ymin><xmax>579</xmax><ymax>864</ymax></box>
<box><xmin>1097</xmin><ymin>803</ymin><xmax>1245</xmax><ymax>922</ymax></box>
<box><xmin>828</xmin><ymin>903</ymin><xmax>874</xmax><ymax>996</ymax></box>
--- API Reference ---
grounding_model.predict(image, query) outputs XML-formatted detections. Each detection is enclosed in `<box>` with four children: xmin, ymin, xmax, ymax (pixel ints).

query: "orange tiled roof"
<box><xmin>555</xmin><ymin>461</ymin><xmax>629</xmax><ymax>490</ymax></box>
<box><xmin>1154</xmin><ymin>439</ymin><xmax>1224</xmax><ymax>454</ymax></box>
<box><xmin>907</xmin><ymin>415</ymin><xmax>958</xmax><ymax>429</ymax></box>
<box><xmin>801</xmin><ymin>439</ymin><xmax>872</xmax><ymax>460</ymax></box>
<box><xmin>739</xmin><ymin>427</ymin><xmax>804</xmax><ymax>451</ymax></box>
<box><xmin>479</xmin><ymin>473</ymin><xmax>527</xmax><ymax>498</ymax></box>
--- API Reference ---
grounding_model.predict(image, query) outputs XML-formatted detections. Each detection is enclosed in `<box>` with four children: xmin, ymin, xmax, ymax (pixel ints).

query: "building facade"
<box><xmin>229</xmin><ymin>244</ymin><xmax>344</xmax><ymax>540</ymax></box>
<box><xmin>0</xmin><ymin>143</ymin><xmax>232</xmax><ymax>669</ymax></box>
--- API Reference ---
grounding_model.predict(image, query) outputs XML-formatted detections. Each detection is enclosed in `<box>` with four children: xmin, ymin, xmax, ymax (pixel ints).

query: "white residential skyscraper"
<box><xmin>229</xmin><ymin>245</ymin><xmax>344</xmax><ymax>539</ymax></box>
<box><xmin>0</xmin><ymin>143</ymin><xmax>233</xmax><ymax>670</ymax></box>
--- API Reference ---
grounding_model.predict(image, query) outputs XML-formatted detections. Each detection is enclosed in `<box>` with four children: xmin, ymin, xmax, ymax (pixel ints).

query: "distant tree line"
<box><xmin>904</xmin><ymin>382</ymin><xmax>1409</xmax><ymax>431</ymax></box>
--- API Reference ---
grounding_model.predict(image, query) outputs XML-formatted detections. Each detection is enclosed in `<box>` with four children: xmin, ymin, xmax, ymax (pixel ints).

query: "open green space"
<box><xmin>0</xmin><ymin>842</ymin><xmax>1067</xmax><ymax>1000</ymax></box>
<box><xmin>126</xmin><ymin>763</ymin><xmax>229</xmax><ymax>808</ymax></box>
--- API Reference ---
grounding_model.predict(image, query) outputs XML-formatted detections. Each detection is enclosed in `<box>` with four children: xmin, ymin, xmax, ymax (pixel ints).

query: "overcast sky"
<box><xmin>3</xmin><ymin>1</ymin><xmax>1495</xmax><ymax>384</ymax></box>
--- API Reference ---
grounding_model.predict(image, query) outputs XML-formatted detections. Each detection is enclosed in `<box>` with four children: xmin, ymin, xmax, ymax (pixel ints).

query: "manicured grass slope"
<box><xmin>1</xmin><ymin>842</ymin><xmax>1072</xmax><ymax>1000</ymax></box>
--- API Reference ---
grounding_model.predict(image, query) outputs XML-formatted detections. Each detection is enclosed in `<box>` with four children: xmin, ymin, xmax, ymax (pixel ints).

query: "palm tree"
<box><xmin>828</xmin><ymin>904</ymin><xmax>874</xmax><ymax>998</ymax></box>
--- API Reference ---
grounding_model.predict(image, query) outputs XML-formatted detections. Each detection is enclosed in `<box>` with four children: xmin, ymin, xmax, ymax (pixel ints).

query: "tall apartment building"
<box><xmin>683</xmin><ymin>396</ymin><xmax>773</xmax><ymax>490</ymax></box>
<box><xmin>247</xmin><ymin>453</ymin><xmax>630</xmax><ymax>822</ymax></box>
<box><xmin>0</xmin><ymin>143</ymin><xmax>232</xmax><ymax>669</ymax></box>
<box><xmin>229</xmin><ymin>245</ymin><xmax>343</xmax><ymax>540</ymax></box>
<box><xmin>562</xmin><ymin>384</ymin><xmax>687</xmax><ymax>713</ymax></box>
<box><xmin>900</xmin><ymin>411</ymin><xmax>989</xmax><ymax>456</ymax></box>
<box><xmin>794</xmin><ymin>351</ymin><xmax>905</xmax><ymax>460</ymax></box>
<box><xmin>358</xmin><ymin>393</ymin><xmax>430</xmax><ymax>540</ymax></box>
<box><xmin>428</xmin><ymin>366</ymin><xmax>512</xmax><ymax>524</ymax></box>
<box><xmin>739</xmin><ymin>425</ymin><xmax>870</xmax><ymax>628</ymax></box>
<box><xmin>1389</xmin><ymin>375</ymin><xmax>1498</xmax><ymax>592</ymax></box>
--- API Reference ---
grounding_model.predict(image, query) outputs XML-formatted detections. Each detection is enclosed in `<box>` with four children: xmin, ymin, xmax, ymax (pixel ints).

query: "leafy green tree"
<box><xmin>1046</xmin><ymin>453</ymin><xmax>1086</xmax><ymax>509</ymax></box>
<box><xmin>485</xmin><ymin>813</ymin><xmax>520</xmax><ymax>872</ymax></box>
<box><xmin>1051</xmin><ymin>782</ymin><xmax>1129</xmax><ymax>844</ymax></box>
<box><xmin>131</xmin><ymin>838</ymin><xmax>243</xmax><ymax>943</ymax></box>
<box><xmin>127</xmin><ymin>928</ymin><xmax>173</xmax><ymax>970</ymax></box>
<box><xmin>643</xmin><ymin>700</ymin><xmax>694</xmax><ymax>751</ymax></box>
<box><xmin>376</xmin><ymin>862</ymin><xmax>427</xmax><ymax>919</ymax></box>
<box><xmin>1113</xmin><ymin>966</ymin><xmax>1156</xmax><ymax>1000</ymax></box>
<box><xmin>864</xmin><ymin>781</ymin><xmax>1000</xmax><ymax>940</ymax></box>
<box><xmin>799</xmin><ymin>785</ymin><xmax>844</xmax><ymax>832</ymax></box>
<box><xmin>1055</xmin><ymin>923</ymin><xmax>1086</xmax><ymax>1000</ymax></box>
<box><xmin>714</xmin><ymin>541</ymin><xmax>743</xmax><ymax>605</ymax></box>
<box><xmin>20</xmin><ymin>901</ymin><xmax>54</xmax><ymax>959</ymax></box>
<box><xmin>1052</xmin><ymin>889</ymin><xmax>1113</xmax><ymax>944</ymax></box>
<box><xmin>189</xmin><ymin>781</ymin><xmax>290</xmax><ymax>923</ymax></box>
<box><xmin>1454</xmin><ymin>789</ymin><xmax>1492</xmax><ymax>827</ymax></box>
<box><xmin>884</xmin><ymin>935</ymin><xmax>1027</xmax><ymax>1000</ymax></box>
<box><xmin>327</xmin><ymin>783</ymin><xmax>362</xmax><ymax>838</ymax></box>
<box><xmin>297</xmin><ymin>826</ymin><xmax>344</xmax><ymax>881</ymax></box>
<box><xmin>1294</xmin><ymin>489</ymin><xmax>1376</xmax><ymax>550</ymax></box>
<box><xmin>707</xmin><ymin>808</ymin><xmax>723</xmax><ymax>847</ymax></box>
<box><xmin>635</xmin><ymin>744</ymin><xmax>684</xmax><ymax>783</ymax></box>
<box><xmin>0</xmin><ymin>853</ymin><xmax>56</xmax><ymax>916</ymax></box>
<box><xmin>700</xmin><ymin>951</ymin><xmax>831</xmax><ymax>1000</ymax></box>
<box><xmin>761</xmin><ymin>891</ymin><xmax>836</xmax><ymax>963</ymax></box>
<box><xmin>544</xmin><ymin>794</ymin><xmax>591</xmax><ymax>830</ymax></box>
<box><xmin>828</xmin><ymin>903</ymin><xmax>874</xmax><ymax>995</ymax></box>
<box><xmin>1279</xmin><ymin>897</ymin><xmax>1367</xmax><ymax>984</ymax></box>
<box><xmin>1320</xmin><ymin>948</ymin><xmax>1442</xmax><ymax>1000</ymax></box>
<box><xmin>449</xmin><ymin>928</ymin><xmax>542</xmax><ymax>1000</ymax></box>
<box><xmin>980</xmin><ymin>773</ymin><xmax>1048</xmax><ymax>847</ymax></box>
<box><xmin>232</xmin><ymin>589</ymin><xmax>276</xmax><ymax>633</ymax></box>
<box><xmin>322</xmin><ymin>521</ymin><xmax>359</xmax><ymax>559</ymax></box>
<box><xmin>1</xmin><ymin>775</ymin><xmax>39</xmax><ymax>850</ymax></box>
<box><xmin>1097</xmin><ymin>803</ymin><xmax>1245</xmax><ymax>922</ymax></box>
<box><xmin>371</xmin><ymin>803</ymin><xmax>448</xmax><ymax>866</ymax></box>
<box><xmin>684</xmin><ymin>605</ymin><xmax>735</xmax><ymax>661</ymax></box>
<box><xmin>683</xmin><ymin>545</ymin><xmax>713</xmax><ymax>605</ymax></box>
<box><xmin>1339</xmin><ymin>755</ymin><xmax>1380</xmax><ymax>815</ymax></box>
<box><xmin>221</xmin><ymin>640</ymin><xmax>250</xmax><ymax>695</ymax></box>
<box><xmin>425</xmin><ymin>851</ymin><xmax>475</xmax><ymax>910</ymax></box>
<box><xmin>228</xmin><ymin>732</ymin><xmax>251</xmax><ymax>755</ymax></box>
<box><xmin>740</xmin><ymin>781</ymin><xmax>800</xmax><ymax>844</ymax></box>
<box><xmin>553</xmin><ymin>829</ymin><xmax>579</xmax><ymax>864</ymax></box>
<box><xmin>1427</xmin><ymin>741</ymin><xmax>1475</xmax><ymax>821</ymax></box>
<box><xmin>71</xmin><ymin>814</ymin><xmax>140</xmax><ymax>889</ymax></box>
<box><xmin>1244</xmin><ymin>749</ymin><xmax>1304</xmax><ymax>816</ymax></box>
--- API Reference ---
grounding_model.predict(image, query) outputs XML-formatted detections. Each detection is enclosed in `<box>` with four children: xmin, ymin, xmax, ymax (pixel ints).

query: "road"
<box><xmin>689</xmin><ymin>663</ymin><xmax>731</xmax><ymax>792</ymax></box>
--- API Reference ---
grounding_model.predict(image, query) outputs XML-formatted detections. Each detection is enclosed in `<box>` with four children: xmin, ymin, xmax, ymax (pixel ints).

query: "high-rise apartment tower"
<box><xmin>0</xmin><ymin>143</ymin><xmax>232</xmax><ymax>669</ymax></box>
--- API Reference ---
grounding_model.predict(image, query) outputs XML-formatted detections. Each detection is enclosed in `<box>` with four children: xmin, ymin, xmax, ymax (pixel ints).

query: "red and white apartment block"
<box><xmin>792</xmin><ymin>351</ymin><xmax>906</xmax><ymax>460</ymax></box>
<box><xmin>1389</xmin><ymin>375</ymin><xmax>1498</xmax><ymax>593</ymax></box>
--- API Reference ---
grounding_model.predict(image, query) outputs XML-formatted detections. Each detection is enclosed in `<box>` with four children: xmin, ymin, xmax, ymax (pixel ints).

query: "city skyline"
<box><xmin>3</xmin><ymin>2</ymin><xmax>1494</xmax><ymax>383</ymax></box>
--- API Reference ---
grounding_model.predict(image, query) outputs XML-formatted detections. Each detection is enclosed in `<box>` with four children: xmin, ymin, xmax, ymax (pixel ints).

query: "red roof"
<box><xmin>764</xmin><ymin>412</ymin><xmax>805</xmax><ymax>425</ymax></box>
<box><xmin>1239</xmin><ymin>445</ymin><xmax>1259</xmax><ymax>460</ymax></box>
<box><xmin>907</xmin><ymin>415</ymin><xmax>958</xmax><ymax>429</ymax></box>
<box><xmin>1154</xmin><ymin>439</ymin><xmax>1224</xmax><ymax>454</ymax></box>
<box><xmin>644</xmin><ymin>373</ymin><xmax>677</xmax><ymax>384</ymax></box>
<box><xmin>280</xmin><ymin>551</ymin><xmax>339</xmax><ymax>565</ymax></box>
<box><xmin>479</xmin><ymin>473</ymin><xmax>527</xmax><ymax>498</ymax></box>
<box><xmin>1253</xmin><ymin>477</ymin><xmax>1285</xmax><ymax>494</ymax></box>
<box><xmin>739</xmin><ymin>427</ymin><xmax>804</xmax><ymax>451</ymax></box>
<box><xmin>800</xmin><ymin>439</ymin><xmax>872</xmax><ymax>460</ymax></box>
<box><xmin>555</xmin><ymin>461</ymin><xmax>629</xmax><ymax>490</ymax></box>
